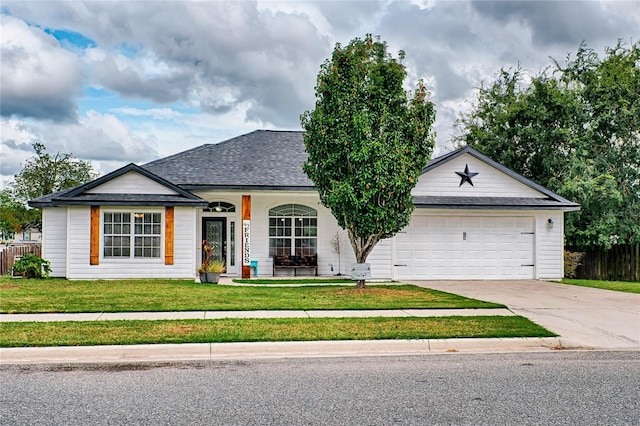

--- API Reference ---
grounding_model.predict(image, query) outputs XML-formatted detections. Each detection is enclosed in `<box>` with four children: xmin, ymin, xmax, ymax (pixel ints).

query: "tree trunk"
<box><xmin>347</xmin><ymin>229</ymin><xmax>382</xmax><ymax>289</ymax></box>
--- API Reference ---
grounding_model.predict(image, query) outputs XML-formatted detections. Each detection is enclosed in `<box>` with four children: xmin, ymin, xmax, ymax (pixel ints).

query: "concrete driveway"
<box><xmin>410</xmin><ymin>280</ymin><xmax>640</xmax><ymax>349</ymax></box>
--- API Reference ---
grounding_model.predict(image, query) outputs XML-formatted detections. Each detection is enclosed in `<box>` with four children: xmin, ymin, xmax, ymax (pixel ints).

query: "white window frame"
<box><xmin>102</xmin><ymin>210</ymin><xmax>163</xmax><ymax>260</ymax></box>
<box><xmin>268</xmin><ymin>204</ymin><xmax>317</xmax><ymax>257</ymax></box>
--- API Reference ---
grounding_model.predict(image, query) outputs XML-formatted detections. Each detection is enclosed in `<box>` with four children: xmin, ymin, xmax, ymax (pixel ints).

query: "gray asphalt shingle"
<box><xmin>28</xmin><ymin>130</ymin><xmax>579</xmax><ymax>212</ymax></box>
<box><xmin>142</xmin><ymin>130</ymin><xmax>313</xmax><ymax>189</ymax></box>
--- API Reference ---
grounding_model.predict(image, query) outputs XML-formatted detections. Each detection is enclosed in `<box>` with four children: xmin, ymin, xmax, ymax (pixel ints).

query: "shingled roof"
<box><xmin>142</xmin><ymin>130</ymin><xmax>314</xmax><ymax>190</ymax></box>
<box><xmin>29</xmin><ymin>130</ymin><xmax>579</xmax><ymax>212</ymax></box>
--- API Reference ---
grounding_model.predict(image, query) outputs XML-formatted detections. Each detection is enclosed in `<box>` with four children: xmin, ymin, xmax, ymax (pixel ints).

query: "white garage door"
<box><xmin>394</xmin><ymin>216</ymin><xmax>535</xmax><ymax>280</ymax></box>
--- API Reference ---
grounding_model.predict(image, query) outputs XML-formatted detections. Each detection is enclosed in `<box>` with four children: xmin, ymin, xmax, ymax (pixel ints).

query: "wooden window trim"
<box><xmin>90</xmin><ymin>206</ymin><xmax>100</xmax><ymax>265</ymax></box>
<box><xmin>165</xmin><ymin>206</ymin><xmax>174</xmax><ymax>265</ymax></box>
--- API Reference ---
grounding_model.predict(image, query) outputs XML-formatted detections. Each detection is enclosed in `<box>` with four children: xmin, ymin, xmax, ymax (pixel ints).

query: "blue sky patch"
<box><xmin>45</xmin><ymin>28</ymin><xmax>96</xmax><ymax>50</ymax></box>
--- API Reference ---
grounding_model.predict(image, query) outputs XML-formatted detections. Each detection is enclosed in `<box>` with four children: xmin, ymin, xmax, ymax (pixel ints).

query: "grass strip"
<box><xmin>0</xmin><ymin>279</ymin><xmax>504</xmax><ymax>313</ymax></box>
<box><xmin>561</xmin><ymin>279</ymin><xmax>640</xmax><ymax>294</ymax></box>
<box><xmin>0</xmin><ymin>316</ymin><xmax>555</xmax><ymax>347</ymax></box>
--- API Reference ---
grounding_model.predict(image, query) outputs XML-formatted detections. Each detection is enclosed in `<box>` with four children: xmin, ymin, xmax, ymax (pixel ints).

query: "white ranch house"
<box><xmin>30</xmin><ymin>130</ymin><xmax>579</xmax><ymax>280</ymax></box>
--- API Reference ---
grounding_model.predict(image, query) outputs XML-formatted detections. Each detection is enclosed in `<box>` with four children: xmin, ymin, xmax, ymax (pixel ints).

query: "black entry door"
<box><xmin>202</xmin><ymin>217</ymin><xmax>227</xmax><ymax>263</ymax></box>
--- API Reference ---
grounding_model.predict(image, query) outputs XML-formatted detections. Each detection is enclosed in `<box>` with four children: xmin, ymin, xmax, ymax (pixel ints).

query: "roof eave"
<box><xmin>181</xmin><ymin>184</ymin><xmax>317</xmax><ymax>191</ymax></box>
<box><xmin>414</xmin><ymin>203</ymin><xmax>581</xmax><ymax>211</ymax></box>
<box><xmin>34</xmin><ymin>199</ymin><xmax>208</xmax><ymax>207</ymax></box>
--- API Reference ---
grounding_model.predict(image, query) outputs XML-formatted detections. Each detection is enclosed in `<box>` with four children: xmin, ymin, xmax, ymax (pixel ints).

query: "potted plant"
<box><xmin>197</xmin><ymin>240</ymin><xmax>214</xmax><ymax>283</ymax></box>
<box><xmin>197</xmin><ymin>262</ymin><xmax>208</xmax><ymax>283</ymax></box>
<box><xmin>206</xmin><ymin>259</ymin><xmax>226</xmax><ymax>284</ymax></box>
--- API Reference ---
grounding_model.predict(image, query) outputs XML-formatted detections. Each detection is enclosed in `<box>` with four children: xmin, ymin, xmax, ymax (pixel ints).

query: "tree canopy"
<box><xmin>301</xmin><ymin>34</ymin><xmax>436</xmax><ymax>287</ymax></box>
<box><xmin>458</xmin><ymin>41</ymin><xmax>639</xmax><ymax>250</ymax></box>
<box><xmin>13</xmin><ymin>143</ymin><xmax>97</xmax><ymax>202</ymax></box>
<box><xmin>0</xmin><ymin>189</ymin><xmax>40</xmax><ymax>239</ymax></box>
<box><xmin>0</xmin><ymin>143</ymin><xmax>97</xmax><ymax>235</ymax></box>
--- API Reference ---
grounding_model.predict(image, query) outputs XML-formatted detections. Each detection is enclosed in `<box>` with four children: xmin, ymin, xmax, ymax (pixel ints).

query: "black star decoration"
<box><xmin>455</xmin><ymin>164</ymin><xmax>479</xmax><ymax>187</ymax></box>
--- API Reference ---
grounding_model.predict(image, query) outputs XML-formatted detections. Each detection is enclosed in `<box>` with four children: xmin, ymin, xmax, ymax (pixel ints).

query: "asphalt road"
<box><xmin>1</xmin><ymin>351</ymin><xmax>638</xmax><ymax>425</ymax></box>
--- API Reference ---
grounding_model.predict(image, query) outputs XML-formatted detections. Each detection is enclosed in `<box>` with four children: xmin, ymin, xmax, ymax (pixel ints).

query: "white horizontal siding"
<box><xmin>535</xmin><ymin>211</ymin><xmax>564</xmax><ymax>280</ymax></box>
<box><xmin>66</xmin><ymin>206</ymin><xmax>197</xmax><ymax>279</ymax></box>
<box><xmin>41</xmin><ymin>208</ymin><xmax>67</xmax><ymax>277</ymax></box>
<box><xmin>413</xmin><ymin>155</ymin><xmax>545</xmax><ymax>198</ymax></box>
<box><xmin>55</xmin><ymin>193</ymin><xmax>565</xmax><ymax>281</ymax></box>
<box><xmin>85</xmin><ymin>171</ymin><xmax>178</xmax><ymax>195</ymax></box>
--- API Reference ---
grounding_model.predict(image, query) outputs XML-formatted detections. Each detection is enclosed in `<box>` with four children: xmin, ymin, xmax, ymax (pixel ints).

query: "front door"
<box><xmin>203</xmin><ymin>217</ymin><xmax>227</xmax><ymax>264</ymax></box>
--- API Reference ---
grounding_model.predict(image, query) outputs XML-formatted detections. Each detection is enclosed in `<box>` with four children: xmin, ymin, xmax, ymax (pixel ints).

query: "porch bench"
<box><xmin>272</xmin><ymin>254</ymin><xmax>318</xmax><ymax>276</ymax></box>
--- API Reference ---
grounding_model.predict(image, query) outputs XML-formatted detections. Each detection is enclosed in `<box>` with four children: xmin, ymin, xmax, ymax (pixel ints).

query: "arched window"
<box><xmin>204</xmin><ymin>201</ymin><xmax>235</xmax><ymax>212</ymax></box>
<box><xmin>269</xmin><ymin>204</ymin><xmax>317</xmax><ymax>256</ymax></box>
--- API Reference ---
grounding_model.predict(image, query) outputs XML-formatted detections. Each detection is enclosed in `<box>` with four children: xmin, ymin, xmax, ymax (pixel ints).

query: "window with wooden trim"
<box><xmin>268</xmin><ymin>204</ymin><xmax>317</xmax><ymax>256</ymax></box>
<box><xmin>103</xmin><ymin>212</ymin><xmax>161</xmax><ymax>258</ymax></box>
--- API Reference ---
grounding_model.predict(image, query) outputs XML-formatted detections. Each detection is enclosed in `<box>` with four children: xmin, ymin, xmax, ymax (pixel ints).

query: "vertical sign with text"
<box><xmin>241</xmin><ymin>195</ymin><xmax>251</xmax><ymax>278</ymax></box>
<box><xmin>242</xmin><ymin>219</ymin><xmax>251</xmax><ymax>266</ymax></box>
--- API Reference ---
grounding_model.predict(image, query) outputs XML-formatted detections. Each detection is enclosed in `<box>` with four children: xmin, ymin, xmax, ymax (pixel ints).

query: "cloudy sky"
<box><xmin>1</xmin><ymin>1</ymin><xmax>638</xmax><ymax>188</ymax></box>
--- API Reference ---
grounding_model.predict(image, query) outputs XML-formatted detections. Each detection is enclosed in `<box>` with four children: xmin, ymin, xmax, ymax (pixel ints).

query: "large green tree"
<box><xmin>458</xmin><ymin>41</ymin><xmax>639</xmax><ymax>250</ymax></box>
<box><xmin>0</xmin><ymin>143</ymin><xmax>97</xmax><ymax>234</ymax></box>
<box><xmin>301</xmin><ymin>34</ymin><xmax>436</xmax><ymax>287</ymax></box>
<box><xmin>13</xmin><ymin>143</ymin><xmax>97</xmax><ymax>202</ymax></box>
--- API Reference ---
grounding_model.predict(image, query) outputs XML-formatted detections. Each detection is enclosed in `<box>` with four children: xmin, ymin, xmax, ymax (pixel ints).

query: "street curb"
<box><xmin>0</xmin><ymin>337</ymin><xmax>598</xmax><ymax>365</ymax></box>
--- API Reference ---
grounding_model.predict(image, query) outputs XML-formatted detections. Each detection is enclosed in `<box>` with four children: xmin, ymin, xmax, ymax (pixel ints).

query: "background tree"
<box><xmin>0</xmin><ymin>143</ymin><xmax>97</xmax><ymax>234</ymax></box>
<box><xmin>301</xmin><ymin>34</ymin><xmax>436</xmax><ymax>288</ymax></box>
<box><xmin>457</xmin><ymin>41</ymin><xmax>639</xmax><ymax>250</ymax></box>
<box><xmin>13</xmin><ymin>143</ymin><xmax>97</xmax><ymax>202</ymax></box>
<box><xmin>0</xmin><ymin>189</ymin><xmax>40</xmax><ymax>239</ymax></box>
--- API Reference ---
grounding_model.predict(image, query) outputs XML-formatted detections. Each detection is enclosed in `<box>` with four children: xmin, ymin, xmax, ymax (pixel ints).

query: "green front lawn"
<box><xmin>561</xmin><ymin>279</ymin><xmax>640</xmax><ymax>294</ymax></box>
<box><xmin>0</xmin><ymin>278</ymin><xmax>504</xmax><ymax>313</ymax></box>
<box><xmin>0</xmin><ymin>316</ymin><xmax>554</xmax><ymax>347</ymax></box>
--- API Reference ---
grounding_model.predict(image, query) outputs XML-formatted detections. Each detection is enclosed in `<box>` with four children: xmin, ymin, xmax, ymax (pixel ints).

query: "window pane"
<box><xmin>230</xmin><ymin>221</ymin><xmax>235</xmax><ymax>267</ymax></box>
<box><xmin>133</xmin><ymin>221</ymin><xmax>161</xmax><ymax>258</ymax></box>
<box><xmin>104</xmin><ymin>212</ymin><xmax>132</xmax><ymax>257</ymax></box>
<box><xmin>268</xmin><ymin>205</ymin><xmax>317</xmax><ymax>258</ymax></box>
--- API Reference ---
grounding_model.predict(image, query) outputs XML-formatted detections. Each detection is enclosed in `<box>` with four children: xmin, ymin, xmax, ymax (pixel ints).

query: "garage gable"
<box><xmin>413</xmin><ymin>148</ymin><xmax>544</xmax><ymax>198</ymax></box>
<box><xmin>409</xmin><ymin>146</ymin><xmax>579</xmax><ymax>211</ymax></box>
<box><xmin>413</xmin><ymin>153</ymin><xmax>544</xmax><ymax>198</ymax></box>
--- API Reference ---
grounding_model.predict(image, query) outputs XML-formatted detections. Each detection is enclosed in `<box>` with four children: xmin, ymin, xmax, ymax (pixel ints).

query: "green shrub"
<box><xmin>564</xmin><ymin>250</ymin><xmax>585</xmax><ymax>278</ymax></box>
<box><xmin>11</xmin><ymin>254</ymin><xmax>51</xmax><ymax>279</ymax></box>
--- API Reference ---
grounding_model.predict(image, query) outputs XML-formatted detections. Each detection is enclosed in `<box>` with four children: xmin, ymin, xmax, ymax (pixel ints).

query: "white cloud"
<box><xmin>0</xmin><ymin>14</ymin><xmax>83</xmax><ymax>121</ymax></box>
<box><xmin>0</xmin><ymin>111</ymin><xmax>161</xmax><ymax>188</ymax></box>
<box><xmin>1</xmin><ymin>0</ymin><xmax>638</xmax><ymax>187</ymax></box>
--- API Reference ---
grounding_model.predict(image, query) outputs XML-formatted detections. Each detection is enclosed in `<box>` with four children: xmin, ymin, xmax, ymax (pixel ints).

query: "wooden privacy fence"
<box><xmin>0</xmin><ymin>245</ymin><xmax>41</xmax><ymax>276</ymax></box>
<box><xmin>572</xmin><ymin>244</ymin><xmax>640</xmax><ymax>282</ymax></box>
